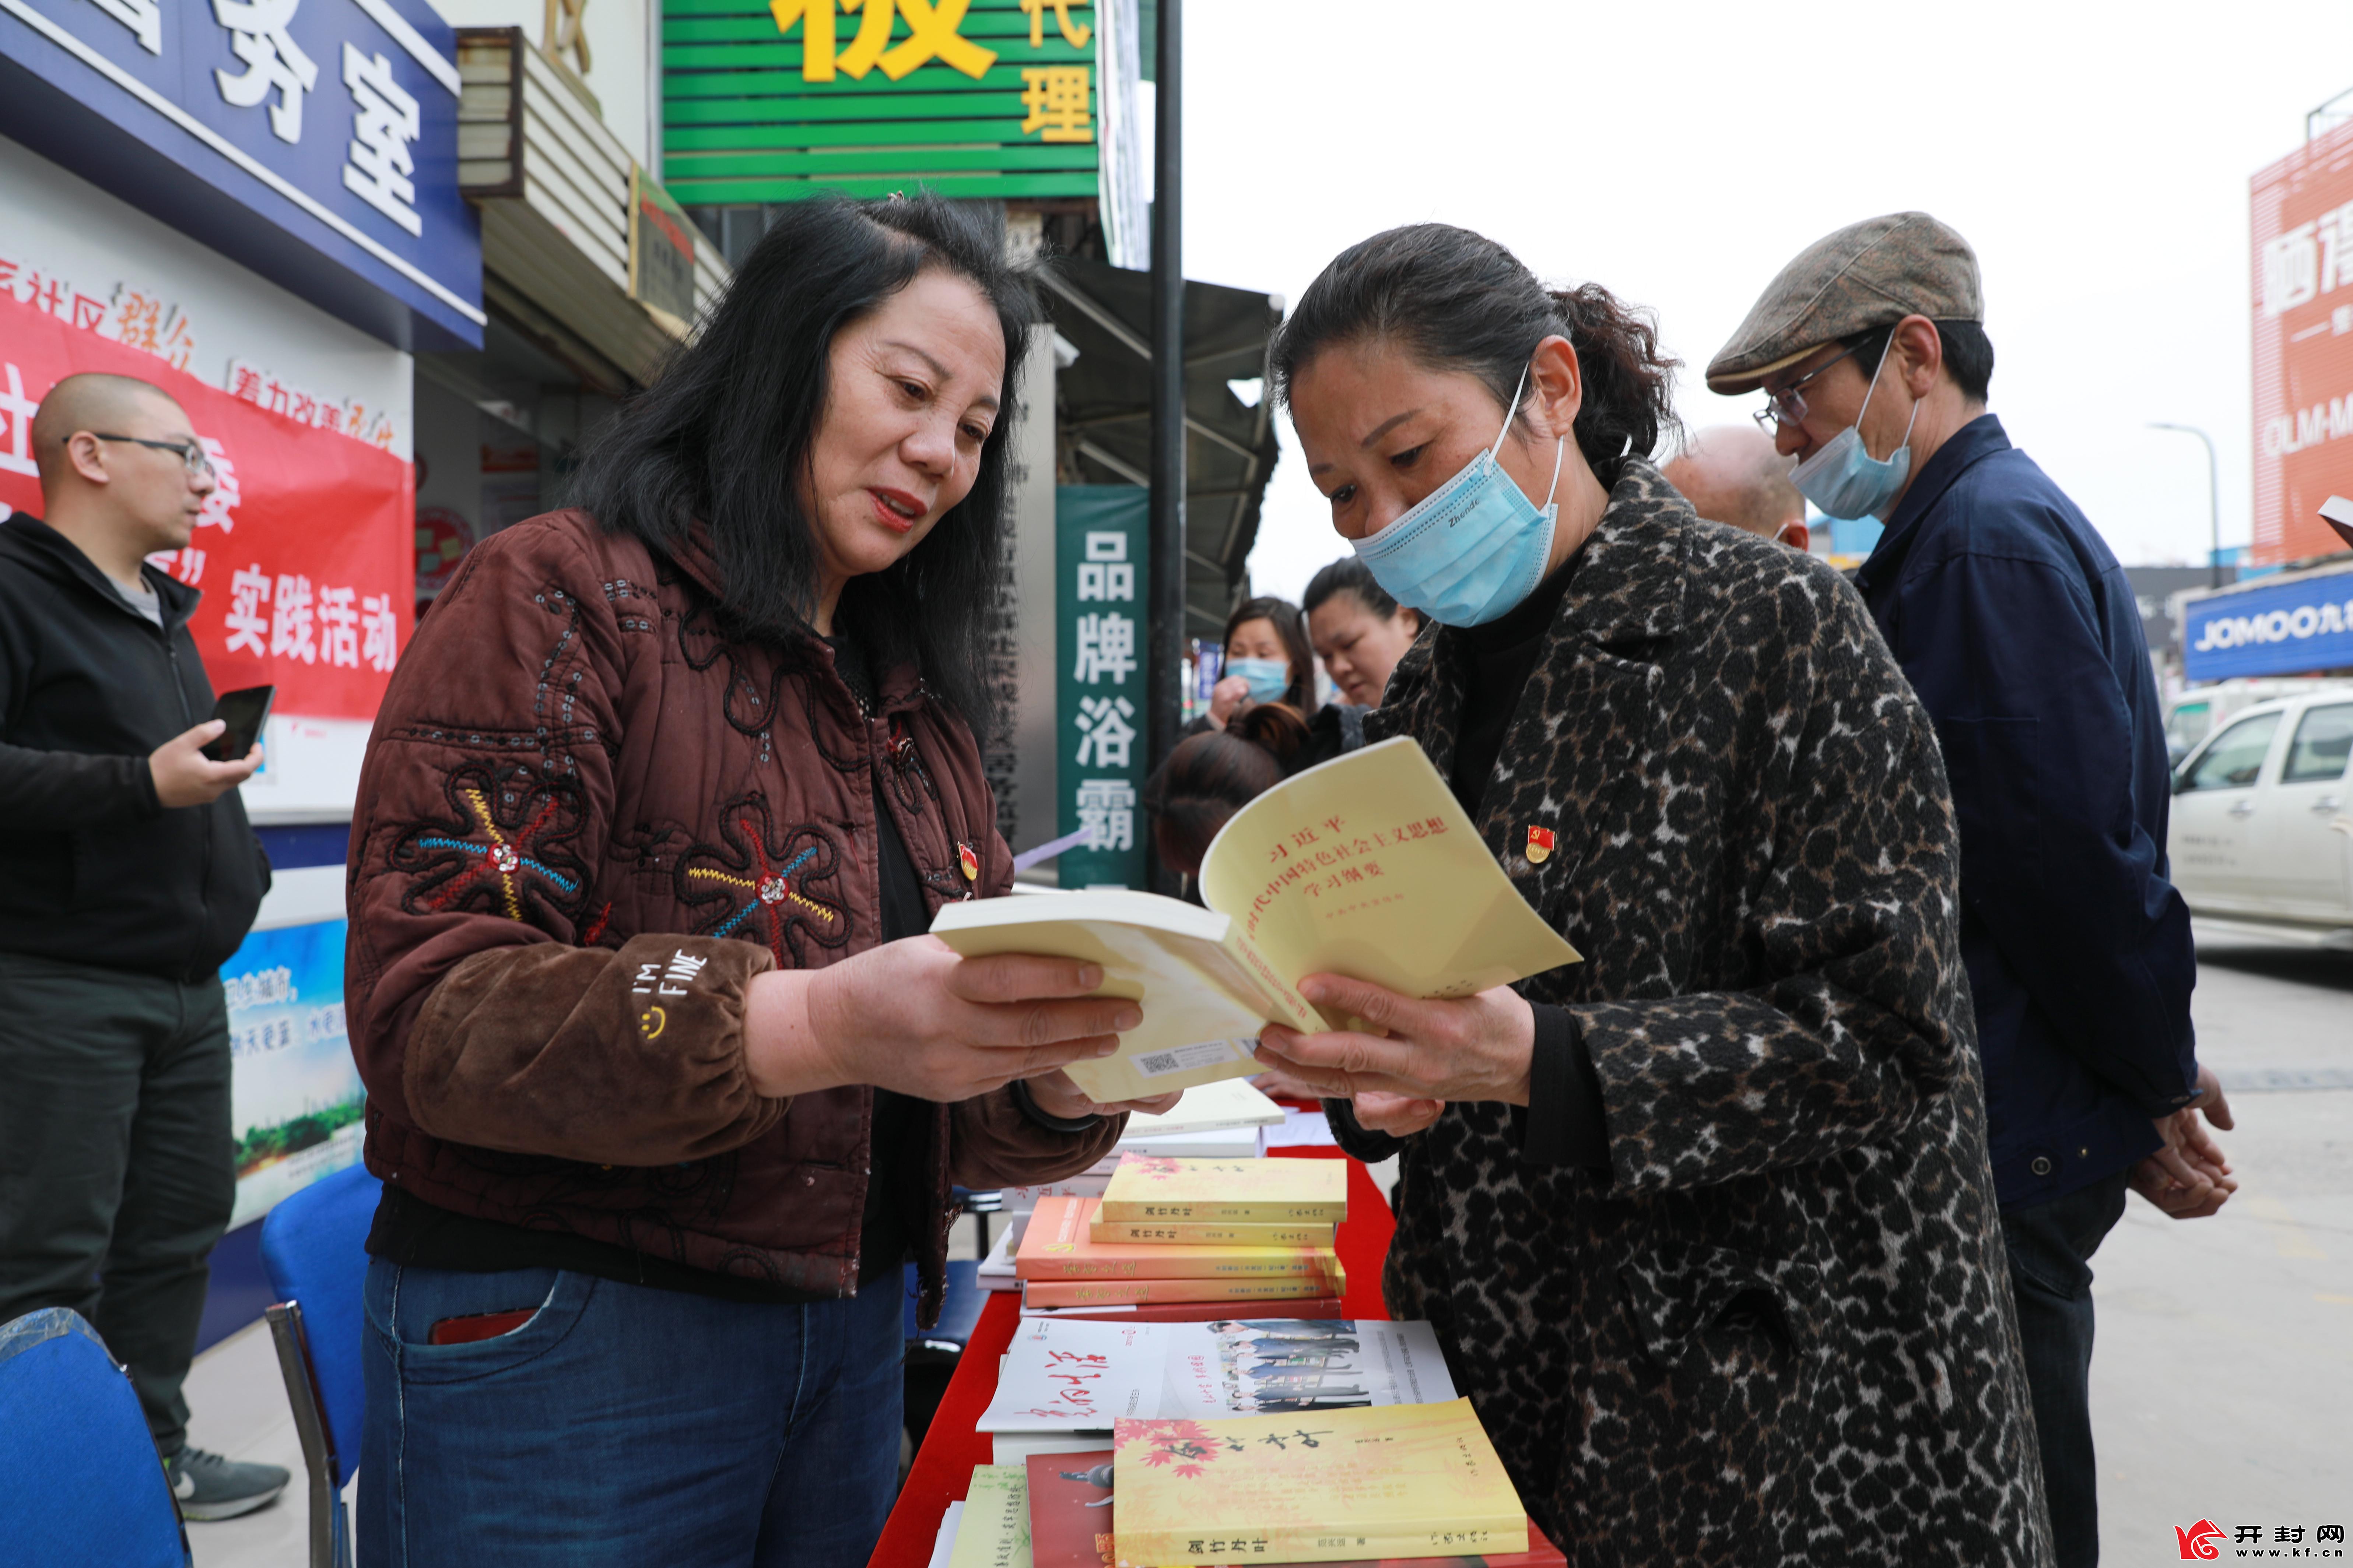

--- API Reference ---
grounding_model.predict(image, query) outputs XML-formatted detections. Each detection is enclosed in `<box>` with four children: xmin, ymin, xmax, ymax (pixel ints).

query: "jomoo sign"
<box><xmin>2181</xmin><ymin>562</ymin><xmax>2353</xmax><ymax>680</ymax></box>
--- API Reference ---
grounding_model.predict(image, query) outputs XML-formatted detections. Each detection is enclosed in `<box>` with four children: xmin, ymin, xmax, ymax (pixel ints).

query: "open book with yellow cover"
<box><xmin>931</xmin><ymin>738</ymin><xmax>1580</xmax><ymax>1103</ymax></box>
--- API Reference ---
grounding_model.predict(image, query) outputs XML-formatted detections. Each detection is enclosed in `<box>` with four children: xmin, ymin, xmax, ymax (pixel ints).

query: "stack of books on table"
<box><xmin>942</xmin><ymin>1397</ymin><xmax>1565</xmax><ymax>1568</ymax></box>
<box><xmin>1013</xmin><ymin>1158</ymin><xmax>1347</xmax><ymax>1321</ymax></box>
<box><xmin>978</xmin><ymin>1082</ymin><xmax>1292</xmax><ymax>1296</ymax></box>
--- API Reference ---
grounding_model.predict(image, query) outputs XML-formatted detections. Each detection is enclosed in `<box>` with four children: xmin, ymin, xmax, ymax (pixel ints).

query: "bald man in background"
<box><xmin>0</xmin><ymin>373</ymin><xmax>286</xmax><ymax>1519</ymax></box>
<box><xmin>1662</xmin><ymin>424</ymin><xmax>1812</xmax><ymax>550</ymax></box>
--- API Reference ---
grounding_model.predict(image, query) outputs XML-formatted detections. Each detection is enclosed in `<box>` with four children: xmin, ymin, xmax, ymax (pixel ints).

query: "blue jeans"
<box><xmin>359</xmin><ymin>1258</ymin><xmax>904</xmax><ymax>1568</ymax></box>
<box><xmin>2001</xmin><ymin>1170</ymin><xmax>2131</xmax><ymax>1568</ymax></box>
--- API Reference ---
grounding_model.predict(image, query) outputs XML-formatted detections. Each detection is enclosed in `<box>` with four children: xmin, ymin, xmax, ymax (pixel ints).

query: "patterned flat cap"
<box><xmin>1707</xmin><ymin>212</ymin><xmax>1981</xmax><ymax>394</ymax></box>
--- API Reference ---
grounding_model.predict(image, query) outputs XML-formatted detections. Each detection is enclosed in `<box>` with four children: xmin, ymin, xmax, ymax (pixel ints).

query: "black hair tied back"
<box><xmin>1269</xmin><ymin>224</ymin><xmax>1681</xmax><ymax>485</ymax></box>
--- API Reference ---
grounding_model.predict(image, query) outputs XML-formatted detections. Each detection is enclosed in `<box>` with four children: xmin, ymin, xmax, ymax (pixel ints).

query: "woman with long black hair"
<box><xmin>1248</xmin><ymin>225</ymin><xmax>2053</xmax><ymax>1564</ymax></box>
<box><xmin>344</xmin><ymin>195</ymin><xmax>1170</xmax><ymax>1566</ymax></box>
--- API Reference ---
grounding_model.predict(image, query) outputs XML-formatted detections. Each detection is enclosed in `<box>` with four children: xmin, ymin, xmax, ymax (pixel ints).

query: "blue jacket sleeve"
<box><xmin>1898</xmin><ymin>542</ymin><xmax>2198</xmax><ymax>1117</ymax></box>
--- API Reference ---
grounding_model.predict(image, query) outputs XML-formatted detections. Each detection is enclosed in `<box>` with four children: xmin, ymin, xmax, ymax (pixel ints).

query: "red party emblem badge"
<box><xmin>957</xmin><ymin>842</ymin><xmax>981</xmax><ymax>882</ymax></box>
<box><xmin>1525</xmin><ymin>825</ymin><xmax>1556</xmax><ymax>865</ymax></box>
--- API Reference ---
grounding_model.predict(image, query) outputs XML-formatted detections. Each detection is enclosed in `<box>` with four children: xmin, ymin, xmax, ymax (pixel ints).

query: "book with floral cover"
<box><xmin>1026</xmin><ymin>1453</ymin><xmax>1565</xmax><ymax>1568</ymax></box>
<box><xmin>1111</xmin><ymin>1401</ymin><xmax>1526</xmax><ymax>1568</ymax></box>
<box><xmin>1097</xmin><ymin>1158</ymin><xmax>1347</xmax><ymax>1225</ymax></box>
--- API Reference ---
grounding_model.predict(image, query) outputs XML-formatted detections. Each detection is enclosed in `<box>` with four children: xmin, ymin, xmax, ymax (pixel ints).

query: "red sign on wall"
<box><xmin>0</xmin><ymin>289</ymin><xmax>409</xmax><ymax>719</ymax></box>
<box><xmin>2251</xmin><ymin>121</ymin><xmax>2353</xmax><ymax>566</ymax></box>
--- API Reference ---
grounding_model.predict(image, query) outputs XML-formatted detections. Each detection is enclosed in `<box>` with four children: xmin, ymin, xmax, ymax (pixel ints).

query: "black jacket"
<box><xmin>0</xmin><ymin>515</ymin><xmax>269</xmax><ymax>979</ymax></box>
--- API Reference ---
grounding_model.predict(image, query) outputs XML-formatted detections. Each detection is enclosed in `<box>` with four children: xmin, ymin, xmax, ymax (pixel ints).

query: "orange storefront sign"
<box><xmin>2251</xmin><ymin>121</ymin><xmax>2353</xmax><ymax>565</ymax></box>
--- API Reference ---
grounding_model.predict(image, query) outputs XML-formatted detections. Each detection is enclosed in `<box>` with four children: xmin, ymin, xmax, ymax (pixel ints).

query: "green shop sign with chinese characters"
<box><xmin>662</xmin><ymin>0</ymin><xmax>1131</xmax><ymax>204</ymax></box>
<box><xmin>1056</xmin><ymin>486</ymin><xmax>1149</xmax><ymax>889</ymax></box>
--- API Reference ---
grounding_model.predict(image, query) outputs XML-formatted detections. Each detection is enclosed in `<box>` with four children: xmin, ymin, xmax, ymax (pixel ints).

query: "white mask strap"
<box><xmin>1490</xmin><ymin>366</ymin><xmax>1530</xmax><ymax>460</ymax></box>
<box><xmin>1853</xmin><ymin>333</ymin><xmax>1920</xmax><ymax>461</ymax></box>
<box><xmin>1494</xmin><ymin>362</ymin><xmax>1567</xmax><ymax>507</ymax></box>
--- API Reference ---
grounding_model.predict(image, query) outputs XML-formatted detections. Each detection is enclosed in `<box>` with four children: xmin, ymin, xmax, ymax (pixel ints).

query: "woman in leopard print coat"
<box><xmin>1252</xmin><ymin>225</ymin><xmax>2053</xmax><ymax>1565</ymax></box>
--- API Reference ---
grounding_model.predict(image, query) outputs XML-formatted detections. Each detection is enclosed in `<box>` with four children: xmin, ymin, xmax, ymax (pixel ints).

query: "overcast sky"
<box><xmin>1159</xmin><ymin>0</ymin><xmax>2353</xmax><ymax>606</ymax></box>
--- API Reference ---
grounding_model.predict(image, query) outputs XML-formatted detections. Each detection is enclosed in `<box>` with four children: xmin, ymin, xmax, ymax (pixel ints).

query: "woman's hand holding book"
<box><xmin>1252</xmin><ymin>972</ymin><xmax>1537</xmax><ymax>1131</ymax></box>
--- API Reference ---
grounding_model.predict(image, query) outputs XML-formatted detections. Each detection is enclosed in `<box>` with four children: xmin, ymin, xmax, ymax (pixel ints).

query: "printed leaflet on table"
<box><xmin>977</xmin><ymin>1318</ymin><xmax>1454</xmax><ymax>1435</ymax></box>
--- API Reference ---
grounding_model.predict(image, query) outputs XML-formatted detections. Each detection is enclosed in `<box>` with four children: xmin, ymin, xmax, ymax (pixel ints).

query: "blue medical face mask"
<box><xmin>1788</xmin><ymin>337</ymin><xmax>1918</xmax><ymax>521</ymax></box>
<box><xmin>1350</xmin><ymin>370</ymin><xmax>1566</xmax><ymax>628</ymax></box>
<box><xmin>1224</xmin><ymin>657</ymin><xmax>1291</xmax><ymax>704</ymax></box>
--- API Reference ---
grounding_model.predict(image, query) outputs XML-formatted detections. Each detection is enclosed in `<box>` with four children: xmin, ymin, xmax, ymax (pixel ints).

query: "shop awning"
<box><xmin>456</xmin><ymin>29</ymin><xmax>730</xmax><ymax>392</ymax></box>
<box><xmin>1041</xmin><ymin>258</ymin><xmax>1283</xmax><ymax>637</ymax></box>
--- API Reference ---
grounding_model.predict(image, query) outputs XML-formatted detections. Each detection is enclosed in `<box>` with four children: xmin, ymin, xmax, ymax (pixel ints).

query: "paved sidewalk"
<box><xmin>2088</xmin><ymin>931</ymin><xmax>2353</xmax><ymax>1564</ymax></box>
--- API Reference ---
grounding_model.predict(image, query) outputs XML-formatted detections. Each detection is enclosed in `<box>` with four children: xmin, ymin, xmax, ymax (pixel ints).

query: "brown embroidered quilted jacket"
<box><xmin>1333</xmin><ymin>461</ymin><xmax>2053</xmax><ymax>1566</ymax></box>
<box><xmin>345</xmin><ymin>510</ymin><xmax>1121</xmax><ymax>1317</ymax></box>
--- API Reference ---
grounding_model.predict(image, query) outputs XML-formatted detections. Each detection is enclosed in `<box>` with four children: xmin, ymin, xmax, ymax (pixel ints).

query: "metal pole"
<box><xmin>2150</xmin><ymin>422</ymin><xmax>2221</xmax><ymax>588</ymax></box>
<box><xmin>1146</xmin><ymin>0</ymin><xmax>1185</xmax><ymax>894</ymax></box>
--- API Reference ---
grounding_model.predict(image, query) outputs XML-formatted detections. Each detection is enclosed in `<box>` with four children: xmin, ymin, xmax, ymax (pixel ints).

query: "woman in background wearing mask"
<box><xmin>1199</xmin><ymin>596</ymin><xmax>1313</xmax><ymax>731</ymax></box>
<box><xmin>1302</xmin><ymin>555</ymin><xmax>1422</xmax><ymax>710</ymax></box>
<box><xmin>1247</xmin><ymin>224</ymin><xmax>2051</xmax><ymax>1565</ymax></box>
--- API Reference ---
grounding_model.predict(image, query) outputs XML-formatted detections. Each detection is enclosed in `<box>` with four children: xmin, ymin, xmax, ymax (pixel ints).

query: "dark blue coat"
<box><xmin>1856</xmin><ymin>414</ymin><xmax>2199</xmax><ymax>1209</ymax></box>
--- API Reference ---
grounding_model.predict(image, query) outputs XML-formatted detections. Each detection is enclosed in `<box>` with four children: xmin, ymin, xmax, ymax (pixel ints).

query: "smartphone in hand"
<box><xmin>203</xmin><ymin>684</ymin><xmax>274</xmax><ymax>763</ymax></box>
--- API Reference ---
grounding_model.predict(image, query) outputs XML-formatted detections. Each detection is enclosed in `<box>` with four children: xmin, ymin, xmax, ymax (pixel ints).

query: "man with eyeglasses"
<box><xmin>0</xmin><ymin>372</ymin><xmax>285</xmax><ymax>1520</ymax></box>
<box><xmin>1711</xmin><ymin>214</ymin><xmax>2228</xmax><ymax>1568</ymax></box>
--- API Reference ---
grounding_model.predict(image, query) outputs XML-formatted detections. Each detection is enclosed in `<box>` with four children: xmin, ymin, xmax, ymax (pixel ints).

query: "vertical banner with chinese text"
<box><xmin>1056</xmin><ymin>485</ymin><xmax>1147</xmax><ymax>887</ymax></box>
<box><xmin>0</xmin><ymin>288</ymin><xmax>410</xmax><ymax>718</ymax></box>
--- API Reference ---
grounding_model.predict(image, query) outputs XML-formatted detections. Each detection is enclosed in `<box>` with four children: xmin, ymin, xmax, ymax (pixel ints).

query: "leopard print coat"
<box><xmin>1333</xmin><ymin>461</ymin><xmax>2053</xmax><ymax>1567</ymax></box>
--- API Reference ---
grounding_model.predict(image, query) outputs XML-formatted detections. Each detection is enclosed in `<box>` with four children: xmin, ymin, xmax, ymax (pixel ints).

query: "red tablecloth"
<box><xmin>867</xmin><ymin>1147</ymin><xmax>1395</xmax><ymax>1568</ymax></box>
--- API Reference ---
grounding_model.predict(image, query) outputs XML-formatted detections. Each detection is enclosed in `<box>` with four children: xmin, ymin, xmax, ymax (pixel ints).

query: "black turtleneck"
<box><xmin>1447</xmin><ymin>550</ymin><xmax>1583</xmax><ymax>816</ymax></box>
<box><xmin>1435</xmin><ymin>554</ymin><xmax>1610</xmax><ymax>1178</ymax></box>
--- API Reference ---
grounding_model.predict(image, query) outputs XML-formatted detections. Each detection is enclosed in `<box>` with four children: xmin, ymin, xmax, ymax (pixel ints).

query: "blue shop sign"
<box><xmin>2182</xmin><ymin>569</ymin><xmax>2353</xmax><ymax>681</ymax></box>
<box><xmin>0</xmin><ymin>0</ymin><xmax>482</xmax><ymax>349</ymax></box>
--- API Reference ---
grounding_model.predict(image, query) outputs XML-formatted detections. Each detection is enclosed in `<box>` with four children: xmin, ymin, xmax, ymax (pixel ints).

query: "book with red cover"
<box><xmin>1024</xmin><ymin>1453</ymin><xmax>1565</xmax><ymax>1568</ymax></box>
<box><xmin>1022</xmin><ymin>1269</ymin><xmax>1343</xmax><ymax>1309</ymax></box>
<box><xmin>1021</xmin><ymin>1296</ymin><xmax>1346</xmax><ymax>1324</ymax></box>
<box><xmin>1028</xmin><ymin>1452</ymin><xmax>1119</xmax><ymax>1568</ymax></box>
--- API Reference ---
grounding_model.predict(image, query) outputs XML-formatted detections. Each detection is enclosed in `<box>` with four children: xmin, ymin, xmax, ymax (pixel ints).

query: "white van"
<box><xmin>2168</xmin><ymin>690</ymin><xmax>2353</xmax><ymax>942</ymax></box>
<box><xmin>2165</xmin><ymin>679</ymin><xmax>2350</xmax><ymax>765</ymax></box>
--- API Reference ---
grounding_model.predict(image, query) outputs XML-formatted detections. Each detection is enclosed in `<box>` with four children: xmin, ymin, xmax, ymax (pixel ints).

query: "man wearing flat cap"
<box><xmin>1714</xmin><ymin>213</ymin><xmax>2231</xmax><ymax>1567</ymax></box>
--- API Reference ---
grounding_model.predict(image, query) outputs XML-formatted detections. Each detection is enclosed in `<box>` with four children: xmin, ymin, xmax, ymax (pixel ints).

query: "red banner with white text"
<box><xmin>0</xmin><ymin>289</ymin><xmax>408</xmax><ymax>719</ymax></box>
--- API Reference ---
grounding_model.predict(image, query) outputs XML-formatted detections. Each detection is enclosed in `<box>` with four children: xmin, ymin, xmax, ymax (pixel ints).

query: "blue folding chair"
<box><xmin>0</xmin><ymin>1308</ymin><xmax>190</xmax><ymax>1568</ymax></box>
<box><xmin>259</xmin><ymin>1162</ymin><xmax>383</xmax><ymax>1568</ymax></box>
<box><xmin>902</xmin><ymin>1188</ymin><xmax>1000</xmax><ymax>1452</ymax></box>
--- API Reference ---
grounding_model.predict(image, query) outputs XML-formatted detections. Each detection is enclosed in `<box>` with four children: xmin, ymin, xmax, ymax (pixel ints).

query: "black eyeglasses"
<box><xmin>1751</xmin><ymin>344</ymin><xmax>1862</xmax><ymax>434</ymax></box>
<box><xmin>90</xmin><ymin>433</ymin><xmax>215</xmax><ymax>479</ymax></box>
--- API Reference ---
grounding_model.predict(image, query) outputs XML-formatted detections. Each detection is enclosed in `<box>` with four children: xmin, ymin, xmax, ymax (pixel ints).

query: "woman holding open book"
<box><xmin>1249</xmin><ymin>225</ymin><xmax>2054</xmax><ymax>1565</ymax></box>
<box><xmin>341</xmin><ymin>196</ymin><xmax>1171</xmax><ymax>1567</ymax></box>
